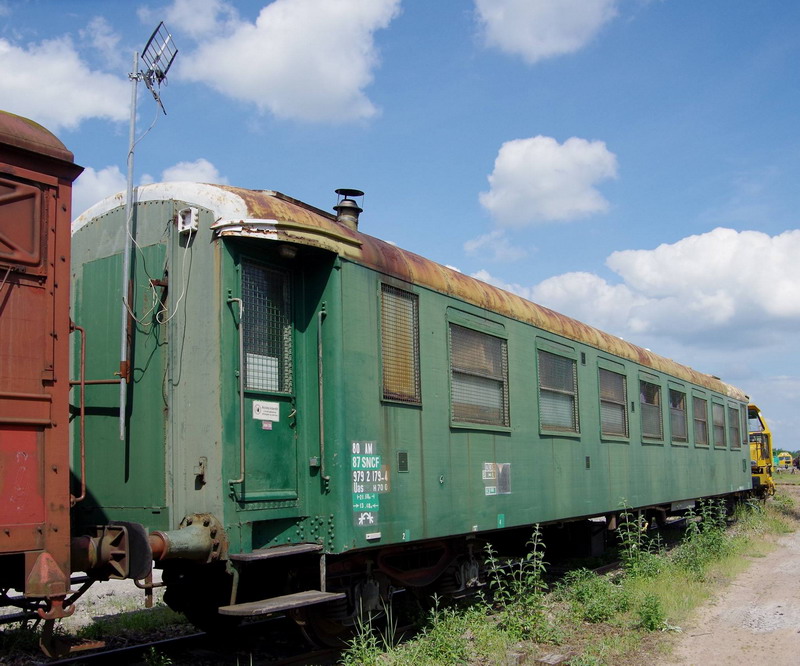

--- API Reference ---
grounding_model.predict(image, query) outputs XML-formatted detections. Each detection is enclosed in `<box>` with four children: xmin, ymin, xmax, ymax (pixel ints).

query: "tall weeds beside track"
<box><xmin>340</xmin><ymin>491</ymin><xmax>797</xmax><ymax>665</ymax></box>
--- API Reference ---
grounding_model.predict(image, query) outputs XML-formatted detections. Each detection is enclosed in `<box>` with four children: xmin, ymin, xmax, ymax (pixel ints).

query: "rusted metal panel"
<box><xmin>0</xmin><ymin>176</ymin><xmax>43</xmax><ymax>268</ymax></box>
<box><xmin>0</xmin><ymin>427</ymin><xmax>44</xmax><ymax>525</ymax></box>
<box><xmin>208</xmin><ymin>187</ymin><xmax>746</xmax><ymax>401</ymax></box>
<box><xmin>0</xmin><ymin>110</ymin><xmax>82</xmax><ymax>600</ymax></box>
<box><xmin>79</xmin><ymin>182</ymin><xmax>746</xmax><ymax>401</ymax></box>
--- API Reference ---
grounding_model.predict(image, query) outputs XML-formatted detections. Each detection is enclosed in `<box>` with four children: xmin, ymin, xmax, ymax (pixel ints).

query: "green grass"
<box><xmin>0</xmin><ymin>603</ymin><xmax>191</xmax><ymax>664</ymax></box>
<box><xmin>339</xmin><ymin>492</ymin><xmax>798</xmax><ymax>665</ymax></box>
<box><xmin>75</xmin><ymin>605</ymin><xmax>188</xmax><ymax>641</ymax></box>
<box><xmin>774</xmin><ymin>472</ymin><xmax>800</xmax><ymax>485</ymax></box>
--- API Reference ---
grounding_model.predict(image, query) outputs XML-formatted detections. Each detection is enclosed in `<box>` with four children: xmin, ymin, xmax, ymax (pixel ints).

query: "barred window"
<box><xmin>242</xmin><ymin>260</ymin><xmax>292</xmax><ymax>392</ymax></box>
<box><xmin>538</xmin><ymin>351</ymin><xmax>579</xmax><ymax>433</ymax></box>
<box><xmin>380</xmin><ymin>285</ymin><xmax>421</xmax><ymax>404</ymax></box>
<box><xmin>640</xmin><ymin>380</ymin><xmax>663</xmax><ymax>439</ymax></box>
<box><xmin>693</xmin><ymin>397</ymin><xmax>709</xmax><ymax>445</ymax></box>
<box><xmin>669</xmin><ymin>390</ymin><xmax>688</xmax><ymax>442</ymax></box>
<box><xmin>713</xmin><ymin>403</ymin><xmax>726</xmax><ymax>448</ymax></box>
<box><xmin>728</xmin><ymin>405</ymin><xmax>741</xmax><ymax>449</ymax></box>
<box><xmin>599</xmin><ymin>368</ymin><xmax>627</xmax><ymax>437</ymax></box>
<box><xmin>449</xmin><ymin>324</ymin><xmax>508</xmax><ymax>426</ymax></box>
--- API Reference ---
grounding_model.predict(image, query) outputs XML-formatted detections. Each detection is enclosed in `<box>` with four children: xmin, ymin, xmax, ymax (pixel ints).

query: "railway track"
<box><xmin>42</xmin><ymin>618</ymin><xmax>341</xmax><ymax>666</ymax></box>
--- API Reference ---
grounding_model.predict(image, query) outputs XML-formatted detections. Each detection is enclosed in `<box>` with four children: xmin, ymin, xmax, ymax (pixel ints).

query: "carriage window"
<box><xmin>713</xmin><ymin>402</ymin><xmax>726</xmax><ymax>448</ymax></box>
<box><xmin>693</xmin><ymin>396</ymin><xmax>709</xmax><ymax>446</ymax></box>
<box><xmin>242</xmin><ymin>260</ymin><xmax>293</xmax><ymax>392</ymax></box>
<box><xmin>739</xmin><ymin>405</ymin><xmax>747</xmax><ymax>449</ymax></box>
<box><xmin>539</xmin><ymin>351</ymin><xmax>579</xmax><ymax>433</ymax></box>
<box><xmin>449</xmin><ymin>324</ymin><xmax>509</xmax><ymax>427</ymax></box>
<box><xmin>381</xmin><ymin>285</ymin><xmax>421</xmax><ymax>404</ymax></box>
<box><xmin>599</xmin><ymin>368</ymin><xmax>627</xmax><ymax>437</ymax></box>
<box><xmin>669</xmin><ymin>390</ymin><xmax>688</xmax><ymax>442</ymax></box>
<box><xmin>640</xmin><ymin>380</ymin><xmax>663</xmax><ymax>439</ymax></box>
<box><xmin>728</xmin><ymin>405</ymin><xmax>741</xmax><ymax>449</ymax></box>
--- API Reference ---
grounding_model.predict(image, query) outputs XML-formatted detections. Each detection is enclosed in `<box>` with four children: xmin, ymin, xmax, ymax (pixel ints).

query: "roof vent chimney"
<box><xmin>333</xmin><ymin>188</ymin><xmax>364</xmax><ymax>230</ymax></box>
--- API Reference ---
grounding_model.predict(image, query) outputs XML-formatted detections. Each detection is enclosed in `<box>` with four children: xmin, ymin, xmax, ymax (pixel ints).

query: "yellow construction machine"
<box><xmin>748</xmin><ymin>404</ymin><xmax>776</xmax><ymax>497</ymax></box>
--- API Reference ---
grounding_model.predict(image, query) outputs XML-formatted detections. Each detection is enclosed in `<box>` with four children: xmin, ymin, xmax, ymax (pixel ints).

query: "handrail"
<box><xmin>317</xmin><ymin>305</ymin><xmax>330</xmax><ymax>484</ymax></box>
<box><xmin>228</xmin><ymin>297</ymin><xmax>246</xmax><ymax>487</ymax></box>
<box><xmin>70</xmin><ymin>322</ymin><xmax>87</xmax><ymax>505</ymax></box>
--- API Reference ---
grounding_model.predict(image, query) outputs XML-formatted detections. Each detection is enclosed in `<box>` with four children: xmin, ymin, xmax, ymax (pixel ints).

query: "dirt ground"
<box><xmin>659</xmin><ymin>485</ymin><xmax>800</xmax><ymax>666</ymax></box>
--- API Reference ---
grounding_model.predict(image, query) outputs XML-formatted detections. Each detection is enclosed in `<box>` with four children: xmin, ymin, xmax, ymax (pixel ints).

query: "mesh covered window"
<box><xmin>449</xmin><ymin>324</ymin><xmax>508</xmax><ymax>426</ymax></box>
<box><xmin>728</xmin><ymin>406</ymin><xmax>741</xmax><ymax>449</ymax></box>
<box><xmin>599</xmin><ymin>368</ymin><xmax>627</xmax><ymax>436</ymax></box>
<box><xmin>538</xmin><ymin>351</ymin><xmax>579</xmax><ymax>433</ymax></box>
<box><xmin>693</xmin><ymin>397</ymin><xmax>708</xmax><ymax>445</ymax></box>
<box><xmin>713</xmin><ymin>403</ymin><xmax>726</xmax><ymax>447</ymax></box>
<box><xmin>640</xmin><ymin>380</ymin><xmax>663</xmax><ymax>439</ymax></box>
<box><xmin>242</xmin><ymin>260</ymin><xmax>293</xmax><ymax>392</ymax></box>
<box><xmin>669</xmin><ymin>390</ymin><xmax>688</xmax><ymax>442</ymax></box>
<box><xmin>380</xmin><ymin>285</ymin><xmax>421</xmax><ymax>404</ymax></box>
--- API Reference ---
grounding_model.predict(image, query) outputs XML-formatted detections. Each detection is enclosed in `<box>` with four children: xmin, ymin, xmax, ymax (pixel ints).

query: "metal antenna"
<box><xmin>119</xmin><ymin>23</ymin><xmax>178</xmax><ymax>440</ymax></box>
<box><xmin>140</xmin><ymin>22</ymin><xmax>178</xmax><ymax>115</ymax></box>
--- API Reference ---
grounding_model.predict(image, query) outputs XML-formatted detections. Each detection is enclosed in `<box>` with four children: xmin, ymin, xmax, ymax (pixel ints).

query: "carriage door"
<box><xmin>240</xmin><ymin>259</ymin><xmax>298</xmax><ymax>502</ymax></box>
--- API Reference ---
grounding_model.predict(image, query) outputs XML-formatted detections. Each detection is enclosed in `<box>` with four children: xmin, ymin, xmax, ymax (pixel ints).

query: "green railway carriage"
<box><xmin>70</xmin><ymin>184</ymin><xmax>751</xmax><ymax>633</ymax></box>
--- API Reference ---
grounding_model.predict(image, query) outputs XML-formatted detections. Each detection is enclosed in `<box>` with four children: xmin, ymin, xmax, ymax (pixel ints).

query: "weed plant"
<box><xmin>636</xmin><ymin>593</ymin><xmax>666</xmax><ymax>631</ymax></box>
<box><xmin>671</xmin><ymin>499</ymin><xmax>730</xmax><ymax>579</ymax></box>
<box><xmin>482</xmin><ymin>525</ymin><xmax>560</xmax><ymax>643</ymax></box>
<box><xmin>339</xmin><ymin>497</ymin><xmax>796</xmax><ymax>666</ymax></box>
<box><xmin>554</xmin><ymin>568</ymin><xmax>630</xmax><ymax>623</ymax></box>
<box><xmin>75</xmin><ymin>606</ymin><xmax>187</xmax><ymax>641</ymax></box>
<box><xmin>617</xmin><ymin>502</ymin><xmax>664</xmax><ymax>579</ymax></box>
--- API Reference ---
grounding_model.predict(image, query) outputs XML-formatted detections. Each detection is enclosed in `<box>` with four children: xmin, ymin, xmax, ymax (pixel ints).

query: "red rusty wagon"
<box><xmin>0</xmin><ymin>111</ymin><xmax>83</xmax><ymax>622</ymax></box>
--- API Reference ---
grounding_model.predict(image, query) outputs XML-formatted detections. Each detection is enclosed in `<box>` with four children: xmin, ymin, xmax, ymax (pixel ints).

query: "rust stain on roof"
<box><xmin>213</xmin><ymin>187</ymin><xmax>747</xmax><ymax>402</ymax></box>
<box><xmin>0</xmin><ymin>110</ymin><xmax>76</xmax><ymax>164</ymax></box>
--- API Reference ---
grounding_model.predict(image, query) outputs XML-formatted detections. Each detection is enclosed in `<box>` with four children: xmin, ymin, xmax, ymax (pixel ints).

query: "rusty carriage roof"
<box><xmin>76</xmin><ymin>182</ymin><xmax>748</xmax><ymax>401</ymax></box>
<box><xmin>0</xmin><ymin>110</ymin><xmax>76</xmax><ymax>164</ymax></box>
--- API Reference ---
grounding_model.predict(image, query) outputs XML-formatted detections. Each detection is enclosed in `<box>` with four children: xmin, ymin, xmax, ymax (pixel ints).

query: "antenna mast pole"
<box><xmin>119</xmin><ymin>49</ymin><xmax>139</xmax><ymax>441</ymax></box>
<box><xmin>117</xmin><ymin>23</ymin><xmax>177</xmax><ymax>441</ymax></box>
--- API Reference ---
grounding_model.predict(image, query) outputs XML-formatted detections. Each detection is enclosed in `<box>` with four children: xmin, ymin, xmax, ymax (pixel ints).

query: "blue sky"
<box><xmin>3</xmin><ymin>0</ymin><xmax>799</xmax><ymax>451</ymax></box>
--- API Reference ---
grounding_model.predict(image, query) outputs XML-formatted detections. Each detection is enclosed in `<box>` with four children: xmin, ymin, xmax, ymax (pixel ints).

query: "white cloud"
<box><xmin>471</xmin><ymin>269</ymin><xmax>536</xmax><ymax>301</ymax></box>
<box><xmin>474</xmin><ymin>227</ymin><xmax>800</xmax><ymax>349</ymax></box>
<box><xmin>464</xmin><ymin>230</ymin><xmax>528</xmax><ymax>262</ymax></box>
<box><xmin>73</xmin><ymin>158</ymin><xmax>227</xmax><ymax>216</ymax></box>
<box><xmin>0</xmin><ymin>36</ymin><xmax>129</xmax><ymax>131</ymax></box>
<box><xmin>176</xmin><ymin>0</ymin><xmax>401</xmax><ymax>123</ymax></box>
<box><xmin>606</xmin><ymin>227</ymin><xmax>800</xmax><ymax>330</ymax></box>
<box><xmin>73</xmin><ymin>165</ymin><xmax>127</xmax><ymax>217</ymax></box>
<box><xmin>161</xmin><ymin>158</ymin><xmax>228</xmax><ymax>184</ymax></box>
<box><xmin>475</xmin><ymin>0</ymin><xmax>619</xmax><ymax>64</ymax></box>
<box><xmin>479</xmin><ymin>136</ymin><xmax>618</xmax><ymax>226</ymax></box>
<box><xmin>531</xmin><ymin>271</ymin><xmax>647</xmax><ymax>330</ymax></box>
<box><xmin>79</xmin><ymin>16</ymin><xmax>125</xmax><ymax>70</ymax></box>
<box><xmin>139</xmin><ymin>0</ymin><xmax>239</xmax><ymax>39</ymax></box>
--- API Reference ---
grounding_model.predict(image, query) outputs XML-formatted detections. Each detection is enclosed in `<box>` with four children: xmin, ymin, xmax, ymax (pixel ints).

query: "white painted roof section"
<box><xmin>71</xmin><ymin>182</ymin><xmax>253</xmax><ymax>233</ymax></box>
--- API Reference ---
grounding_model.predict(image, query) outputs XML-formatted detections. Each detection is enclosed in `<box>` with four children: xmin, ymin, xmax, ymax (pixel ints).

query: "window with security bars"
<box><xmin>242</xmin><ymin>260</ymin><xmax>292</xmax><ymax>392</ymax></box>
<box><xmin>640</xmin><ymin>380</ymin><xmax>663</xmax><ymax>439</ymax></box>
<box><xmin>599</xmin><ymin>368</ymin><xmax>627</xmax><ymax>436</ymax></box>
<box><xmin>669</xmin><ymin>389</ymin><xmax>688</xmax><ymax>442</ymax></box>
<box><xmin>728</xmin><ymin>405</ymin><xmax>741</xmax><ymax>449</ymax></box>
<box><xmin>713</xmin><ymin>403</ymin><xmax>726</xmax><ymax>447</ymax></box>
<box><xmin>449</xmin><ymin>324</ymin><xmax>508</xmax><ymax>426</ymax></box>
<box><xmin>538</xmin><ymin>350</ymin><xmax>579</xmax><ymax>433</ymax></box>
<box><xmin>693</xmin><ymin>396</ymin><xmax>709</xmax><ymax>445</ymax></box>
<box><xmin>380</xmin><ymin>285</ymin><xmax>420</xmax><ymax>404</ymax></box>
